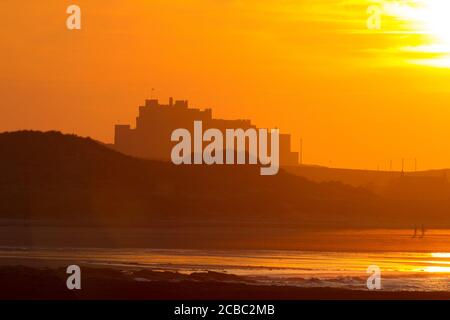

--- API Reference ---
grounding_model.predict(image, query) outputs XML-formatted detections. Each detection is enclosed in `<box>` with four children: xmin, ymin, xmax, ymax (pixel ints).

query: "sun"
<box><xmin>416</xmin><ymin>0</ymin><xmax>450</xmax><ymax>67</ymax></box>
<box><xmin>383</xmin><ymin>0</ymin><xmax>450</xmax><ymax>67</ymax></box>
<box><xmin>421</xmin><ymin>0</ymin><xmax>450</xmax><ymax>45</ymax></box>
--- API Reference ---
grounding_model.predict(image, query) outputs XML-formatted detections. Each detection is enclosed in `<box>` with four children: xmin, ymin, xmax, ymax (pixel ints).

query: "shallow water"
<box><xmin>1</xmin><ymin>246</ymin><xmax>450</xmax><ymax>291</ymax></box>
<box><xmin>2</xmin><ymin>228</ymin><xmax>450</xmax><ymax>292</ymax></box>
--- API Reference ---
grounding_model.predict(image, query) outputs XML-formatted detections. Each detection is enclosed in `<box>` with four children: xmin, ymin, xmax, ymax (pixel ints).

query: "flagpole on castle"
<box><xmin>150</xmin><ymin>88</ymin><xmax>155</xmax><ymax>99</ymax></box>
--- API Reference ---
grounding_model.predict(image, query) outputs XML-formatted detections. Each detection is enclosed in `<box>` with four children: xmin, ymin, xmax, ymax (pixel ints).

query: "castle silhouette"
<box><xmin>113</xmin><ymin>98</ymin><xmax>299</xmax><ymax>166</ymax></box>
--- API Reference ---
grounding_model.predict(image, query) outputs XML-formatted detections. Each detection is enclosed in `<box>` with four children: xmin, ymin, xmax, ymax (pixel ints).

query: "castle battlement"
<box><xmin>113</xmin><ymin>98</ymin><xmax>299</xmax><ymax>165</ymax></box>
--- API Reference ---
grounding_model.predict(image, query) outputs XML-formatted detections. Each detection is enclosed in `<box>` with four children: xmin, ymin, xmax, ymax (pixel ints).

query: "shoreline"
<box><xmin>2</xmin><ymin>224</ymin><xmax>450</xmax><ymax>252</ymax></box>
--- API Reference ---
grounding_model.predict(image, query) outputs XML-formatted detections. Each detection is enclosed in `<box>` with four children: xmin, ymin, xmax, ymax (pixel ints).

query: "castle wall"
<box><xmin>114</xmin><ymin>99</ymin><xmax>298</xmax><ymax>166</ymax></box>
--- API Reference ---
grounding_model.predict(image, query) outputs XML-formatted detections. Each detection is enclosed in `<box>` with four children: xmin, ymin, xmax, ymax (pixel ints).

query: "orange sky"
<box><xmin>2</xmin><ymin>0</ymin><xmax>450</xmax><ymax>170</ymax></box>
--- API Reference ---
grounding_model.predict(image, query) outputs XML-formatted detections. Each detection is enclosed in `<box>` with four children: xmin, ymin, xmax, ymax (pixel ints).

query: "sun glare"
<box><xmin>424</xmin><ymin>266</ymin><xmax>450</xmax><ymax>273</ymax></box>
<box><xmin>383</xmin><ymin>0</ymin><xmax>450</xmax><ymax>67</ymax></box>
<box><xmin>431</xmin><ymin>253</ymin><xmax>450</xmax><ymax>258</ymax></box>
<box><xmin>421</xmin><ymin>1</ymin><xmax>450</xmax><ymax>44</ymax></box>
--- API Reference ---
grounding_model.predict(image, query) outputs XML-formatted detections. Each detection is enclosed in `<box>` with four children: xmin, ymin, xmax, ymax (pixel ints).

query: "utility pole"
<box><xmin>300</xmin><ymin>139</ymin><xmax>303</xmax><ymax>165</ymax></box>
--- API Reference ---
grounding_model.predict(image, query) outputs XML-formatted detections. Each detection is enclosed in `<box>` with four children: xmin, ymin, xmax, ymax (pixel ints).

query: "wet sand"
<box><xmin>2</xmin><ymin>223</ymin><xmax>450</xmax><ymax>252</ymax></box>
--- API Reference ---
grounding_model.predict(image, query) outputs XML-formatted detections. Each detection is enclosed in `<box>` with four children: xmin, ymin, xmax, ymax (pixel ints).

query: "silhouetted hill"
<box><xmin>0</xmin><ymin>131</ymin><xmax>387</xmax><ymax>229</ymax></box>
<box><xmin>285</xmin><ymin>165</ymin><xmax>450</xmax><ymax>194</ymax></box>
<box><xmin>285</xmin><ymin>166</ymin><xmax>450</xmax><ymax>228</ymax></box>
<box><xmin>3</xmin><ymin>131</ymin><xmax>450</xmax><ymax>232</ymax></box>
